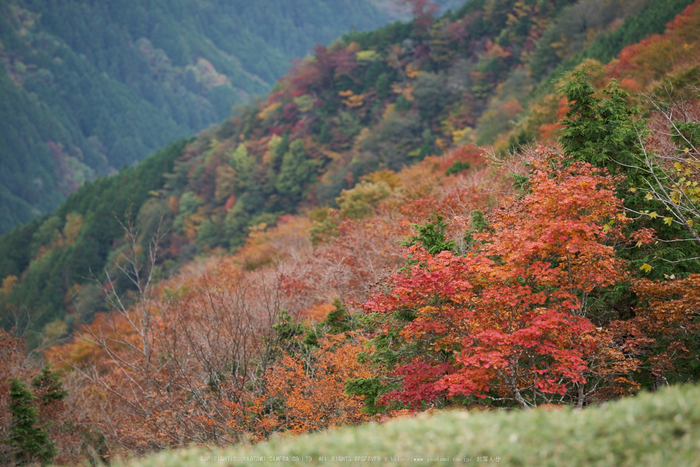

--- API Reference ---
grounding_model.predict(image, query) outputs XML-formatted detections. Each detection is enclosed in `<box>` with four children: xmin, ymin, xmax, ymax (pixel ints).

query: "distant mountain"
<box><xmin>0</xmin><ymin>0</ymin><xmax>403</xmax><ymax>234</ymax></box>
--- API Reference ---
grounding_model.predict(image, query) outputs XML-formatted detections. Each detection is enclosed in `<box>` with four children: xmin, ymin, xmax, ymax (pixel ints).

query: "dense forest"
<box><xmin>2</xmin><ymin>0</ymin><xmax>700</xmax><ymax>464</ymax></box>
<box><xmin>0</xmin><ymin>0</ymin><xmax>418</xmax><ymax>234</ymax></box>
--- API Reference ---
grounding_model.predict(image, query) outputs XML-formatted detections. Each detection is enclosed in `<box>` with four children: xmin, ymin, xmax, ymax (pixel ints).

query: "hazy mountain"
<box><xmin>0</xmin><ymin>0</ymin><xmax>401</xmax><ymax>233</ymax></box>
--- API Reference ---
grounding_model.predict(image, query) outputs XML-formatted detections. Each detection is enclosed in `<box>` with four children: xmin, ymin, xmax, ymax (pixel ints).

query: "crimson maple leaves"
<box><xmin>364</xmin><ymin>152</ymin><xmax>637</xmax><ymax>410</ymax></box>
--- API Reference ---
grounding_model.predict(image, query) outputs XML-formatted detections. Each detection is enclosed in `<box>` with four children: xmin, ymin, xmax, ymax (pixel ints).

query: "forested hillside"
<box><xmin>1</xmin><ymin>0</ymin><xmax>700</xmax><ymax>464</ymax></box>
<box><xmin>0</xmin><ymin>0</ymin><xmax>403</xmax><ymax>234</ymax></box>
<box><xmin>3</xmin><ymin>0</ymin><xmax>695</xmax><ymax>346</ymax></box>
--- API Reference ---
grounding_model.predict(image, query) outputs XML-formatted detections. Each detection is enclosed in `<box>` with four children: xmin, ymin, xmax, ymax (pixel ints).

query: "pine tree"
<box><xmin>5</xmin><ymin>378</ymin><xmax>55</xmax><ymax>465</ymax></box>
<box><xmin>403</xmin><ymin>213</ymin><xmax>456</xmax><ymax>255</ymax></box>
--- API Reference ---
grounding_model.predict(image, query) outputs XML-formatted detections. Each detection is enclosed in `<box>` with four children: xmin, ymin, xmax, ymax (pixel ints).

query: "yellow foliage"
<box><xmin>405</xmin><ymin>63</ymin><xmax>421</xmax><ymax>79</ymax></box>
<box><xmin>63</xmin><ymin>213</ymin><xmax>83</xmax><ymax>246</ymax></box>
<box><xmin>339</xmin><ymin>89</ymin><xmax>365</xmax><ymax>107</ymax></box>
<box><xmin>550</xmin><ymin>33</ymin><xmax>570</xmax><ymax>59</ymax></box>
<box><xmin>337</xmin><ymin>181</ymin><xmax>392</xmax><ymax>219</ymax></box>
<box><xmin>183</xmin><ymin>212</ymin><xmax>206</xmax><ymax>241</ymax></box>
<box><xmin>293</xmin><ymin>94</ymin><xmax>316</xmax><ymax>112</ymax></box>
<box><xmin>356</xmin><ymin>50</ymin><xmax>380</xmax><ymax>62</ymax></box>
<box><xmin>382</xmin><ymin>103</ymin><xmax>396</xmax><ymax>120</ymax></box>
<box><xmin>257</xmin><ymin>101</ymin><xmax>281</xmax><ymax>121</ymax></box>
<box><xmin>391</xmin><ymin>82</ymin><xmax>414</xmax><ymax>101</ymax></box>
<box><xmin>452</xmin><ymin>127</ymin><xmax>471</xmax><ymax>143</ymax></box>
<box><xmin>344</xmin><ymin>94</ymin><xmax>365</xmax><ymax>107</ymax></box>
<box><xmin>0</xmin><ymin>275</ymin><xmax>18</xmax><ymax>296</ymax></box>
<box><xmin>361</xmin><ymin>169</ymin><xmax>401</xmax><ymax>189</ymax></box>
<box><xmin>435</xmin><ymin>137</ymin><xmax>450</xmax><ymax>153</ymax></box>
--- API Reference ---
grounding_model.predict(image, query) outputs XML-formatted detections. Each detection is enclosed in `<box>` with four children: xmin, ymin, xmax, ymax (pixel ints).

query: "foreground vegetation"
<box><xmin>128</xmin><ymin>384</ymin><xmax>700</xmax><ymax>467</ymax></box>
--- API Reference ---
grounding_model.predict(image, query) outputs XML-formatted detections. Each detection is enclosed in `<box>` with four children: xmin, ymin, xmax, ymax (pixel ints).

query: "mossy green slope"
<box><xmin>127</xmin><ymin>384</ymin><xmax>700</xmax><ymax>467</ymax></box>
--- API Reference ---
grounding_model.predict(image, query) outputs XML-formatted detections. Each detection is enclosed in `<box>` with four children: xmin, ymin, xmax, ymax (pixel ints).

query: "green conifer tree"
<box><xmin>403</xmin><ymin>214</ymin><xmax>456</xmax><ymax>255</ymax></box>
<box><xmin>558</xmin><ymin>70</ymin><xmax>700</xmax><ymax>278</ymax></box>
<box><xmin>32</xmin><ymin>365</ymin><xmax>68</xmax><ymax>405</ymax></box>
<box><xmin>559</xmin><ymin>69</ymin><xmax>645</xmax><ymax>176</ymax></box>
<box><xmin>5</xmin><ymin>378</ymin><xmax>55</xmax><ymax>465</ymax></box>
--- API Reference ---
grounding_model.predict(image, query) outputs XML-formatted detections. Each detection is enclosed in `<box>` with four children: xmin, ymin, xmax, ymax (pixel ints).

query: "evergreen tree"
<box><xmin>5</xmin><ymin>378</ymin><xmax>55</xmax><ymax>465</ymax></box>
<box><xmin>558</xmin><ymin>69</ymin><xmax>645</xmax><ymax>176</ymax></box>
<box><xmin>403</xmin><ymin>213</ymin><xmax>456</xmax><ymax>255</ymax></box>
<box><xmin>375</xmin><ymin>72</ymin><xmax>391</xmax><ymax>99</ymax></box>
<box><xmin>321</xmin><ymin>298</ymin><xmax>352</xmax><ymax>334</ymax></box>
<box><xmin>274</xmin><ymin>140</ymin><xmax>318</xmax><ymax>209</ymax></box>
<box><xmin>32</xmin><ymin>365</ymin><xmax>68</xmax><ymax>405</ymax></box>
<box><xmin>558</xmin><ymin>70</ymin><xmax>700</xmax><ymax>279</ymax></box>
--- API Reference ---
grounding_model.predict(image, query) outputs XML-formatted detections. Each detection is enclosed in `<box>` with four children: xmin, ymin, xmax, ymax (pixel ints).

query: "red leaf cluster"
<box><xmin>364</xmin><ymin>154</ymin><xmax>636</xmax><ymax>409</ymax></box>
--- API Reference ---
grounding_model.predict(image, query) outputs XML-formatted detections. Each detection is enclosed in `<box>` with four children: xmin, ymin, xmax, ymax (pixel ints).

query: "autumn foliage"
<box><xmin>6</xmin><ymin>2</ymin><xmax>700</xmax><ymax>463</ymax></box>
<box><xmin>38</xmin><ymin>106</ymin><xmax>700</xmax><ymax>459</ymax></box>
<box><xmin>29</xmin><ymin>124</ymin><xmax>699</xmax><ymax>463</ymax></box>
<box><xmin>228</xmin><ymin>333</ymin><xmax>372</xmax><ymax>441</ymax></box>
<box><xmin>363</xmin><ymin>153</ymin><xmax>639</xmax><ymax>410</ymax></box>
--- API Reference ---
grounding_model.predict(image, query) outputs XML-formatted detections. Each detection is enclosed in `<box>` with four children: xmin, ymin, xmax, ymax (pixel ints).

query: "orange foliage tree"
<box><xmin>362</xmin><ymin>152</ymin><xmax>639</xmax><ymax>410</ymax></box>
<box><xmin>228</xmin><ymin>333</ymin><xmax>372</xmax><ymax>441</ymax></box>
<box><xmin>609</xmin><ymin>274</ymin><xmax>700</xmax><ymax>389</ymax></box>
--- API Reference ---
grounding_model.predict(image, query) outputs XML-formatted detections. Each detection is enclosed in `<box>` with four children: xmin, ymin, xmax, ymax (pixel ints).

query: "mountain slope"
<box><xmin>0</xmin><ymin>0</ymin><xmax>398</xmax><ymax>234</ymax></box>
<box><xmin>1</xmin><ymin>0</ymin><xmax>697</xmax><ymax>347</ymax></box>
<box><xmin>0</xmin><ymin>1</ymin><xmax>698</xmax><ymax>462</ymax></box>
